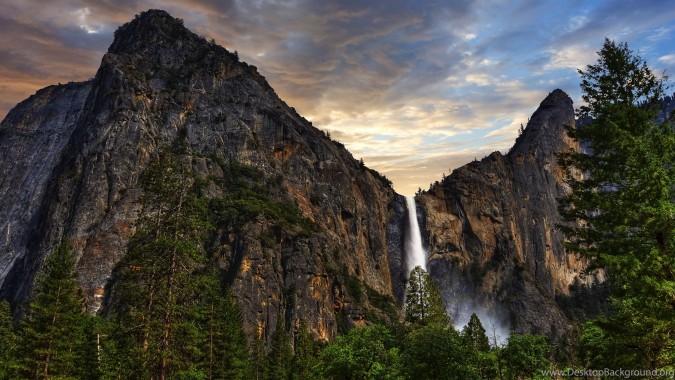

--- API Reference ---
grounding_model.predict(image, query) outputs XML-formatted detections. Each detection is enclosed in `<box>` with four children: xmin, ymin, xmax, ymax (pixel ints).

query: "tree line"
<box><xmin>0</xmin><ymin>254</ymin><xmax>551</xmax><ymax>379</ymax></box>
<box><xmin>0</xmin><ymin>37</ymin><xmax>673</xmax><ymax>378</ymax></box>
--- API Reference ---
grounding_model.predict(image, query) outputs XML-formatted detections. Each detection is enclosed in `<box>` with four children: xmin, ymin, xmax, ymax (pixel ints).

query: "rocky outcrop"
<box><xmin>0</xmin><ymin>10</ymin><xmax>398</xmax><ymax>344</ymax></box>
<box><xmin>416</xmin><ymin>90</ymin><xmax>604</xmax><ymax>339</ymax></box>
<box><xmin>0</xmin><ymin>82</ymin><xmax>91</xmax><ymax>290</ymax></box>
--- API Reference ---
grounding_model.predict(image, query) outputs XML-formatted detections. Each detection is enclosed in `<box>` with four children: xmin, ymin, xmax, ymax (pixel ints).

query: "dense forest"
<box><xmin>0</xmin><ymin>38</ymin><xmax>673</xmax><ymax>379</ymax></box>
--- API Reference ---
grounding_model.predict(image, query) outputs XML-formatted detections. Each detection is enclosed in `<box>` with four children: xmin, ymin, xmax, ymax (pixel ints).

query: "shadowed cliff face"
<box><xmin>416</xmin><ymin>90</ymin><xmax>605</xmax><ymax>340</ymax></box>
<box><xmin>0</xmin><ymin>10</ymin><xmax>400</xmax><ymax>344</ymax></box>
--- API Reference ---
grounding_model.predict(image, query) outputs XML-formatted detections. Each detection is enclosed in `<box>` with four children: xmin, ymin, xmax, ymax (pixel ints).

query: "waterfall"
<box><xmin>404</xmin><ymin>196</ymin><xmax>426</xmax><ymax>276</ymax></box>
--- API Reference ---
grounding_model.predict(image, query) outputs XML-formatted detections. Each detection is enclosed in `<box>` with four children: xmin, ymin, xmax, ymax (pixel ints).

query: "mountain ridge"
<box><xmin>0</xmin><ymin>9</ymin><xmax>598</xmax><ymax>345</ymax></box>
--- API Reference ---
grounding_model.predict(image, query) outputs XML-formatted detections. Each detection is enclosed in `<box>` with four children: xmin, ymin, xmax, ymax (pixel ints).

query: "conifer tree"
<box><xmin>290</xmin><ymin>321</ymin><xmax>321</xmax><ymax>380</ymax></box>
<box><xmin>0</xmin><ymin>300</ymin><xmax>17</xmax><ymax>379</ymax></box>
<box><xmin>559</xmin><ymin>38</ymin><xmax>675</xmax><ymax>368</ymax></box>
<box><xmin>405</xmin><ymin>266</ymin><xmax>450</xmax><ymax>327</ymax></box>
<box><xmin>265</xmin><ymin>314</ymin><xmax>293</xmax><ymax>380</ymax></box>
<box><xmin>461</xmin><ymin>314</ymin><xmax>499</xmax><ymax>379</ymax></box>
<box><xmin>109</xmin><ymin>152</ymin><xmax>210</xmax><ymax>378</ymax></box>
<box><xmin>17</xmin><ymin>241</ymin><xmax>90</xmax><ymax>379</ymax></box>
<box><xmin>251</xmin><ymin>335</ymin><xmax>267</xmax><ymax>380</ymax></box>
<box><xmin>461</xmin><ymin>313</ymin><xmax>490</xmax><ymax>352</ymax></box>
<box><xmin>196</xmin><ymin>269</ymin><xmax>251</xmax><ymax>380</ymax></box>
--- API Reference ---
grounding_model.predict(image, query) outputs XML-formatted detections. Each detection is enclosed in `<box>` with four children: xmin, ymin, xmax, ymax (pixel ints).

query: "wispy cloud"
<box><xmin>659</xmin><ymin>54</ymin><xmax>675</xmax><ymax>65</ymax></box>
<box><xmin>1</xmin><ymin>0</ymin><xmax>674</xmax><ymax>195</ymax></box>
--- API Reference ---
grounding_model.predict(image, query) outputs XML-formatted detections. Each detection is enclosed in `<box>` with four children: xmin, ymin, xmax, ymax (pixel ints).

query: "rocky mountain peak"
<box><xmin>508</xmin><ymin>89</ymin><xmax>574</xmax><ymax>158</ymax></box>
<box><xmin>108</xmin><ymin>9</ymin><xmax>193</xmax><ymax>54</ymax></box>
<box><xmin>0</xmin><ymin>9</ymin><xmax>401</xmax><ymax>345</ymax></box>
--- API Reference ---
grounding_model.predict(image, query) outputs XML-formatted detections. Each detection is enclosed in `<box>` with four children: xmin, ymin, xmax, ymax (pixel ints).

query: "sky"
<box><xmin>1</xmin><ymin>0</ymin><xmax>675</xmax><ymax>195</ymax></box>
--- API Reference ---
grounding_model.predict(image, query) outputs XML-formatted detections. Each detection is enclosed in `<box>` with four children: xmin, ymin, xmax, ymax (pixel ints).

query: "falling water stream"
<box><xmin>404</xmin><ymin>196</ymin><xmax>426</xmax><ymax>277</ymax></box>
<box><xmin>403</xmin><ymin>196</ymin><xmax>509</xmax><ymax>344</ymax></box>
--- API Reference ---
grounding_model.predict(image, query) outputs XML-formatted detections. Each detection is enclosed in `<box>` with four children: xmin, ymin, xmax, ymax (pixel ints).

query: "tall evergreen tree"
<box><xmin>404</xmin><ymin>266</ymin><xmax>450</xmax><ymax>327</ymax></box>
<box><xmin>461</xmin><ymin>313</ymin><xmax>490</xmax><ymax>353</ymax></box>
<box><xmin>265</xmin><ymin>314</ymin><xmax>293</xmax><ymax>380</ymax></box>
<box><xmin>290</xmin><ymin>321</ymin><xmax>321</xmax><ymax>380</ymax></box>
<box><xmin>0</xmin><ymin>300</ymin><xmax>17</xmax><ymax>379</ymax></box>
<box><xmin>559</xmin><ymin>38</ymin><xmax>675</xmax><ymax>368</ymax></box>
<box><xmin>17</xmin><ymin>241</ymin><xmax>91</xmax><ymax>379</ymax></box>
<box><xmin>461</xmin><ymin>313</ymin><xmax>498</xmax><ymax>380</ymax></box>
<box><xmin>195</xmin><ymin>270</ymin><xmax>251</xmax><ymax>380</ymax></box>
<box><xmin>109</xmin><ymin>152</ymin><xmax>210</xmax><ymax>379</ymax></box>
<box><xmin>251</xmin><ymin>335</ymin><xmax>267</xmax><ymax>380</ymax></box>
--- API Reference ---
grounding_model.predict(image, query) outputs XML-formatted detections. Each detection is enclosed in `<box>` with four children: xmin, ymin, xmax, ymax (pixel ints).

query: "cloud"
<box><xmin>658</xmin><ymin>54</ymin><xmax>675</xmax><ymax>65</ymax></box>
<box><xmin>0</xmin><ymin>0</ymin><xmax>674</xmax><ymax>194</ymax></box>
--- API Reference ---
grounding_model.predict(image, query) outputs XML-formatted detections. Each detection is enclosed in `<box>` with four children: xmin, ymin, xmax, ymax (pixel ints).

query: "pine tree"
<box><xmin>405</xmin><ymin>266</ymin><xmax>450</xmax><ymax>327</ymax></box>
<box><xmin>460</xmin><ymin>314</ymin><xmax>499</xmax><ymax>379</ymax></box>
<box><xmin>265</xmin><ymin>315</ymin><xmax>293</xmax><ymax>380</ymax></box>
<box><xmin>461</xmin><ymin>313</ymin><xmax>490</xmax><ymax>352</ymax></box>
<box><xmin>0</xmin><ymin>300</ymin><xmax>17</xmax><ymax>379</ymax></box>
<box><xmin>109</xmin><ymin>151</ymin><xmax>210</xmax><ymax>378</ymax></box>
<box><xmin>17</xmin><ymin>241</ymin><xmax>91</xmax><ymax>379</ymax></box>
<box><xmin>559</xmin><ymin>38</ymin><xmax>675</xmax><ymax>368</ymax></box>
<box><xmin>290</xmin><ymin>321</ymin><xmax>321</xmax><ymax>380</ymax></box>
<box><xmin>196</xmin><ymin>269</ymin><xmax>251</xmax><ymax>380</ymax></box>
<box><xmin>251</xmin><ymin>335</ymin><xmax>267</xmax><ymax>380</ymax></box>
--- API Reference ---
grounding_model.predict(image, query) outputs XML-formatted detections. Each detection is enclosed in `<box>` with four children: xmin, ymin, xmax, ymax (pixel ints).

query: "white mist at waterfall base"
<box><xmin>453</xmin><ymin>307</ymin><xmax>510</xmax><ymax>347</ymax></box>
<box><xmin>404</xmin><ymin>196</ymin><xmax>426</xmax><ymax>277</ymax></box>
<box><xmin>402</xmin><ymin>196</ymin><xmax>510</xmax><ymax>346</ymax></box>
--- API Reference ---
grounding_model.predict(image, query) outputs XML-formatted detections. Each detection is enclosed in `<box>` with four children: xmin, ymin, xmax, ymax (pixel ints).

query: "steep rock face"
<box><xmin>0</xmin><ymin>10</ymin><xmax>398</xmax><ymax>344</ymax></box>
<box><xmin>417</xmin><ymin>90</ymin><xmax>603</xmax><ymax>338</ymax></box>
<box><xmin>0</xmin><ymin>82</ymin><xmax>91</xmax><ymax>287</ymax></box>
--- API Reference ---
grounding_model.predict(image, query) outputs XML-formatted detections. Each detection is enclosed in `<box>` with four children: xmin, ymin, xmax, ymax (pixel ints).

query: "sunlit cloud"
<box><xmin>658</xmin><ymin>54</ymin><xmax>675</xmax><ymax>65</ymax></box>
<box><xmin>1</xmin><ymin>0</ymin><xmax>674</xmax><ymax>195</ymax></box>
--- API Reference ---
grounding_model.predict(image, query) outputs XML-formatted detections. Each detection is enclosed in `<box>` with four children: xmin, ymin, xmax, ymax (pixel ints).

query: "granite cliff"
<box><xmin>0</xmin><ymin>10</ymin><xmax>600</xmax><ymax>345</ymax></box>
<box><xmin>0</xmin><ymin>10</ymin><xmax>402</xmax><ymax>344</ymax></box>
<box><xmin>417</xmin><ymin>90</ymin><xmax>605</xmax><ymax>340</ymax></box>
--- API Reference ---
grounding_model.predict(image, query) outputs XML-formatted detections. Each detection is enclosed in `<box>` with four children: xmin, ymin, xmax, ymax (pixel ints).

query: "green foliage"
<box><xmin>0</xmin><ymin>300</ymin><xmax>17</xmax><ymax>379</ymax></box>
<box><xmin>578</xmin><ymin>320</ymin><xmax>617</xmax><ymax>369</ymax></box>
<box><xmin>207</xmin><ymin>159</ymin><xmax>318</xmax><ymax>237</ymax></box>
<box><xmin>320</xmin><ymin>324</ymin><xmax>402</xmax><ymax>380</ymax></box>
<box><xmin>401</xmin><ymin>324</ymin><xmax>477</xmax><ymax>380</ymax></box>
<box><xmin>290</xmin><ymin>321</ymin><xmax>322</xmax><ymax>380</ymax></box>
<box><xmin>404</xmin><ymin>266</ymin><xmax>451</xmax><ymax>328</ymax></box>
<box><xmin>109</xmin><ymin>153</ymin><xmax>210</xmax><ymax>378</ymax></box>
<box><xmin>17</xmin><ymin>242</ymin><xmax>91</xmax><ymax>379</ymax></box>
<box><xmin>460</xmin><ymin>314</ymin><xmax>499</xmax><ymax>379</ymax></box>
<box><xmin>461</xmin><ymin>313</ymin><xmax>490</xmax><ymax>353</ymax></box>
<box><xmin>343</xmin><ymin>271</ymin><xmax>363</xmax><ymax>303</ymax></box>
<box><xmin>559</xmin><ymin>38</ymin><xmax>675</xmax><ymax>368</ymax></box>
<box><xmin>194</xmin><ymin>271</ymin><xmax>251</xmax><ymax>380</ymax></box>
<box><xmin>108</xmin><ymin>151</ymin><xmax>255</xmax><ymax>378</ymax></box>
<box><xmin>251</xmin><ymin>336</ymin><xmax>267</xmax><ymax>380</ymax></box>
<box><xmin>501</xmin><ymin>334</ymin><xmax>551</xmax><ymax>380</ymax></box>
<box><xmin>265</xmin><ymin>315</ymin><xmax>293</xmax><ymax>380</ymax></box>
